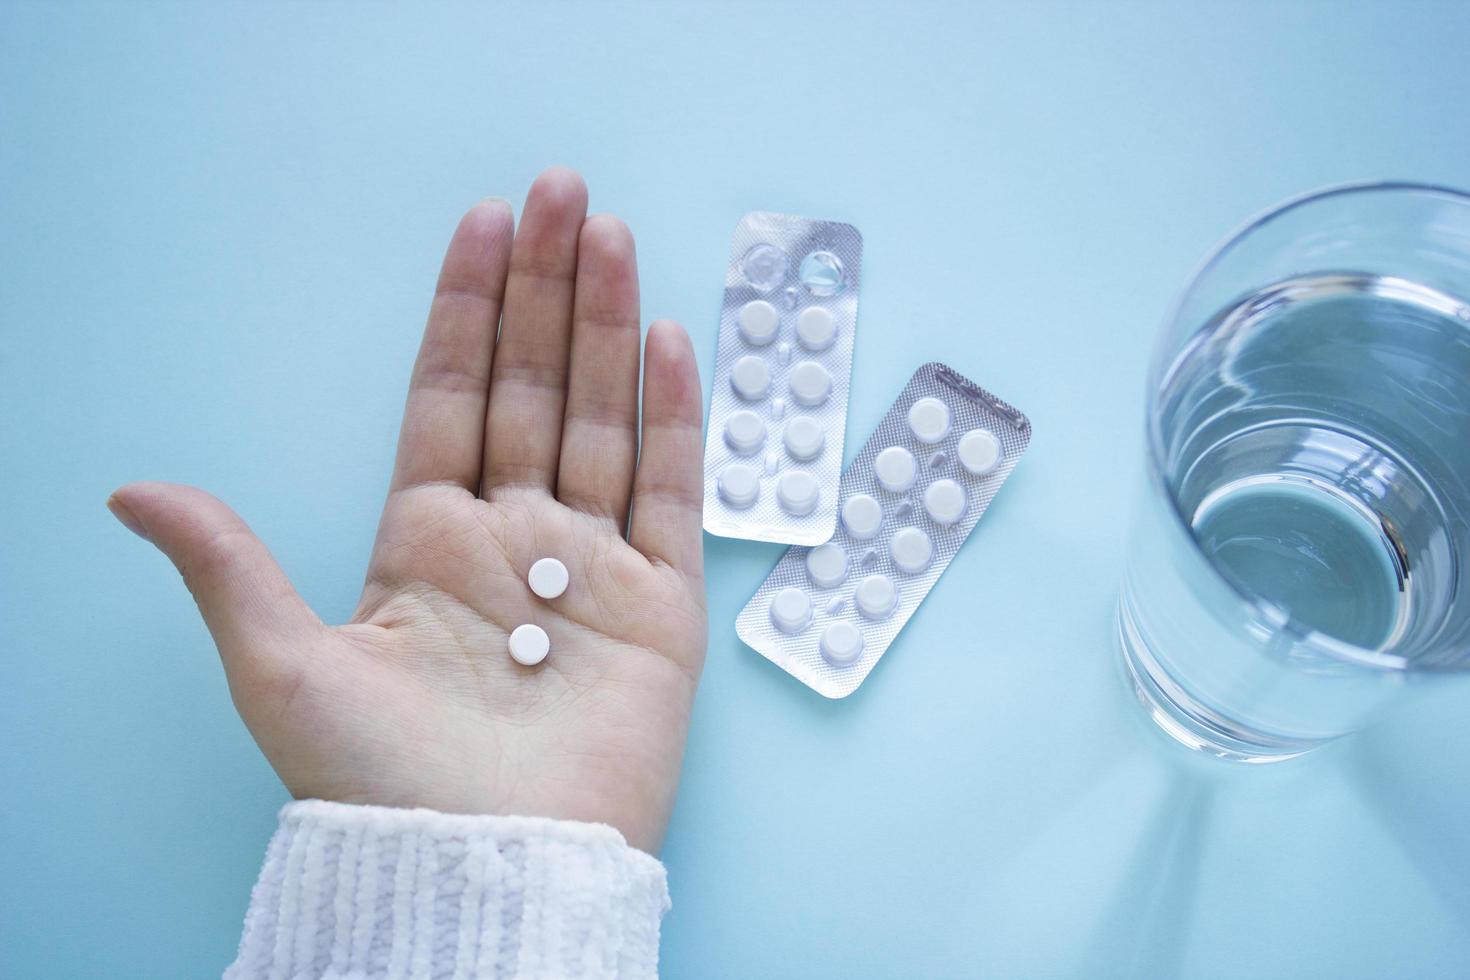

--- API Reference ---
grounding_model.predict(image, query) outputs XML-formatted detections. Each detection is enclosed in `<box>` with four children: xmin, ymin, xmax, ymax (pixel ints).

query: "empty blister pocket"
<box><xmin>735</xmin><ymin>362</ymin><xmax>1032</xmax><ymax>698</ymax></box>
<box><xmin>702</xmin><ymin>212</ymin><xmax>863</xmax><ymax>545</ymax></box>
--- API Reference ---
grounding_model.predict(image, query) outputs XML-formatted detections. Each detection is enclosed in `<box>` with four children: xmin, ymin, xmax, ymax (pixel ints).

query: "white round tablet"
<box><xmin>783</xmin><ymin>416</ymin><xmax>825</xmax><ymax>461</ymax></box>
<box><xmin>908</xmin><ymin>397</ymin><xmax>952</xmax><ymax>444</ymax></box>
<box><xmin>890</xmin><ymin>526</ymin><xmax>934</xmax><ymax>574</ymax></box>
<box><xmin>724</xmin><ymin>410</ymin><xmax>767</xmax><ymax>455</ymax></box>
<box><xmin>820</xmin><ymin>621</ymin><xmax>864</xmax><ymax>667</ymax></box>
<box><xmin>795</xmin><ymin>307</ymin><xmax>837</xmax><ymax>351</ymax></box>
<box><xmin>769</xmin><ymin>587</ymin><xmax>813</xmax><ymax>633</ymax></box>
<box><xmin>873</xmin><ymin>446</ymin><xmax>917</xmax><ymax>493</ymax></box>
<box><xmin>841</xmin><ymin>493</ymin><xmax>883</xmax><ymax>540</ymax></box>
<box><xmin>788</xmin><ymin>360</ymin><xmax>832</xmax><ymax>407</ymax></box>
<box><xmin>527</xmin><ymin>557</ymin><xmax>569</xmax><ymax>599</ymax></box>
<box><xmin>777</xmin><ymin>469</ymin><xmax>820</xmax><ymax>516</ymax></box>
<box><xmin>737</xmin><ymin>299</ymin><xmax>779</xmax><ymax>346</ymax></box>
<box><xmin>854</xmin><ymin>574</ymin><xmax>898</xmax><ymax>619</ymax></box>
<box><xmin>717</xmin><ymin>462</ymin><xmax>760</xmax><ymax>508</ymax></box>
<box><xmin>508</xmin><ymin>623</ymin><xmax>549</xmax><ymax>666</ymax></box>
<box><xmin>730</xmin><ymin>354</ymin><xmax>771</xmax><ymax>401</ymax></box>
<box><xmin>957</xmin><ymin>428</ymin><xmax>1003</xmax><ymax>476</ymax></box>
<box><xmin>923</xmin><ymin>479</ymin><xmax>966</xmax><ymax>525</ymax></box>
<box><xmin>805</xmin><ymin>542</ymin><xmax>848</xmax><ymax>588</ymax></box>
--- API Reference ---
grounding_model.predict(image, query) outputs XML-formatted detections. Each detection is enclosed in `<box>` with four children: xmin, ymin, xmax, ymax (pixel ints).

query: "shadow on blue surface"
<box><xmin>1343</xmin><ymin>714</ymin><xmax>1470</xmax><ymax>929</ymax></box>
<box><xmin>1078</xmin><ymin>768</ymin><xmax>1215</xmax><ymax>977</ymax></box>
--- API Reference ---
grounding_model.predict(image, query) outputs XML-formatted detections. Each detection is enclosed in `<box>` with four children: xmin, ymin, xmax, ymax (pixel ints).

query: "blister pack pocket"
<box><xmin>701</xmin><ymin>212</ymin><xmax>863</xmax><ymax>545</ymax></box>
<box><xmin>736</xmin><ymin>362</ymin><xmax>1031</xmax><ymax>698</ymax></box>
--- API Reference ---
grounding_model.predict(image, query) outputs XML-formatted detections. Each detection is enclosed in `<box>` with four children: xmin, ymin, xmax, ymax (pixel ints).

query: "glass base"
<box><xmin>1116</xmin><ymin>599</ymin><xmax>1327</xmax><ymax>763</ymax></box>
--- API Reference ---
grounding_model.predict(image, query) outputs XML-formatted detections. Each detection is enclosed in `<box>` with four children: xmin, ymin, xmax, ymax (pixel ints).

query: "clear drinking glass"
<box><xmin>1118</xmin><ymin>182</ymin><xmax>1470</xmax><ymax>762</ymax></box>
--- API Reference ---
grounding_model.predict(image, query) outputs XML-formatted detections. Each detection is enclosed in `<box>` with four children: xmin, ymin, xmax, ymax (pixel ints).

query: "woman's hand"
<box><xmin>107</xmin><ymin>168</ymin><xmax>706</xmax><ymax>853</ymax></box>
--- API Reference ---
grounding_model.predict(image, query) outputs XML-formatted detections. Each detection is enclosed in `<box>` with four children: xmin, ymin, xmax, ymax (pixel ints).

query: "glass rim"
<box><xmin>1144</xmin><ymin>179</ymin><xmax>1470</xmax><ymax>673</ymax></box>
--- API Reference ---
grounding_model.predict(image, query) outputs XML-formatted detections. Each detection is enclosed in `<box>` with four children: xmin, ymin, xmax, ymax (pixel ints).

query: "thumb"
<box><xmin>107</xmin><ymin>481</ymin><xmax>324</xmax><ymax>693</ymax></box>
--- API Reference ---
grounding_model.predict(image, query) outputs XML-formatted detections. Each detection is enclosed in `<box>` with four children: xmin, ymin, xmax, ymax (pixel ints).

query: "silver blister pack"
<box><xmin>701</xmin><ymin>212</ymin><xmax>864</xmax><ymax>546</ymax></box>
<box><xmin>736</xmin><ymin>362</ymin><xmax>1032</xmax><ymax>698</ymax></box>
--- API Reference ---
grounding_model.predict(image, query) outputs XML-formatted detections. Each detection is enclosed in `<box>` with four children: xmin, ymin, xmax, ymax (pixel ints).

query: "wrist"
<box><xmin>228</xmin><ymin>799</ymin><xmax>669</xmax><ymax>978</ymax></box>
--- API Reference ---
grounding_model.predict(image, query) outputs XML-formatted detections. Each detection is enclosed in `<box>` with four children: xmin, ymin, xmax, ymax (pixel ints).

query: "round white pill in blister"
<box><xmin>908</xmin><ymin>397</ymin><xmax>952</xmax><ymax>444</ymax></box>
<box><xmin>777</xmin><ymin>470</ymin><xmax>820</xmax><ymax>516</ymax></box>
<box><xmin>730</xmin><ymin>355</ymin><xmax>770</xmax><ymax>401</ymax></box>
<box><xmin>788</xmin><ymin>360</ymin><xmax>832</xmax><ymax>407</ymax></box>
<box><xmin>718</xmin><ymin>463</ymin><xmax>760</xmax><ymax>508</ymax></box>
<box><xmin>958</xmin><ymin>428</ymin><xmax>1003</xmax><ymax>475</ymax></box>
<box><xmin>527</xmin><ymin>557</ymin><xmax>569</xmax><ymax>599</ymax></box>
<box><xmin>508</xmin><ymin>623</ymin><xmax>549</xmax><ymax>666</ymax></box>
<box><xmin>874</xmin><ymin>446</ymin><xmax>917</xmax><ymax>493</ymax></box>
<box><xmin>924</xmin><ymin>479</ymin><xmax>967</xmax><ymax>526</ymax></box>
<box><xmin>795</xmin><ymin>307</ymin><xmax>837</xmax><ymax>351</ymax></box>
<box><xmin>841</xmin><ymin>493</ymin><xmax>883</xmax><ymax>539</ymax></box>
<box><xmin>806</xmin><ymin>542</ymin><xmax>848</xmax><ymax>588</ymax></box>
<box><xmin>890</xmin><ymin>526</ymin><xmax>934</xmax><ymax>574</ymax></box>
<box><xmin>737</xmin><ymin>299</ymin><xmax>779</xmax><ymax>347</ymax></box>
<box><xmin>820</xmin><ymin>621</ymin><xmax>864</xmax><ymax>666</ymax></box>
<box><xmin>783</xmin><ymin>416</ymin><xmax>825</xmax><ymax>461</ymax></box>
<box><xmin>724</xmin><ymin>410</ymin><xmax>767</xmax><ymax>455</ymax></box>
<box><xmin>855</xmin><ymin>574</ymin><xmax>898</xmax><ymax>619</ymax></box>
<box><xmin>770</xmin><ymin>587</ymin><xmax>812</xmax><ymax>633</ymax></box>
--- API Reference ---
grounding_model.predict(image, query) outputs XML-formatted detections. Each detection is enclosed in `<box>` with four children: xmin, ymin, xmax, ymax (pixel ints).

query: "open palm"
<box><xmin>109</xmin><ymin>169</ymin><xmax>706</xmax><ymax>853</ymax></box>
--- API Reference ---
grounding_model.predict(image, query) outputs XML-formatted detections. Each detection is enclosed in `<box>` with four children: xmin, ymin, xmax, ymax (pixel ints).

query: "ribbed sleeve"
<box><xmin>225</xmin><ymin>800</ymin><xmax>670</xmax><ymax>979</ymax></box>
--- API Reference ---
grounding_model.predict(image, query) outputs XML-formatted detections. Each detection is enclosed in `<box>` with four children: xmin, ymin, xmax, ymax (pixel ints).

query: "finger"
<box><xmin>391</xmin><ymin>199</ymin><xmax>514</xmax><ymax>492</ymax></box>
<box><xmin>628</xmin><ymin>320</ymin><xmax>705</xmax><ymax>579</ymax></box>
<box><xmin>482</xmin><ymin>166</ymin><xmax>587</xmax><ymax>495</ymax></box>
<box><xmin>107</xmin><ymin>482</ymin><xmax>323</xmax><ymax>696</ymax></box>
<box><xmin>555</xmin><ymin>214</ymin><xmax>641</xmax><ymax>530</ymax></box>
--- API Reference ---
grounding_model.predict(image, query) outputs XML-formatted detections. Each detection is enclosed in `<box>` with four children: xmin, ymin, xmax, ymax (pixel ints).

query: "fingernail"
<box><xmin>107</xmin><ymin>495</ymin><xmax>149</xmax><ymax>541</ymax></box>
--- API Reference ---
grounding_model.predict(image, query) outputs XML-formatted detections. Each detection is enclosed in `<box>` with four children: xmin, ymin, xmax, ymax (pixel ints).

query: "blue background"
<box><xmin>4</xmin><ymin>2</ymin><xmax>1470</xmax><ymax>976</ymax></box>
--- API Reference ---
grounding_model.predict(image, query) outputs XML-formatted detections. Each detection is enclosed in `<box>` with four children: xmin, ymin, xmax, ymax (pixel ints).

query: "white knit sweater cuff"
<box><xmin>226</xmin><ymin>800</ymin><xmax>669</xmax><ymax>979</ymax></box>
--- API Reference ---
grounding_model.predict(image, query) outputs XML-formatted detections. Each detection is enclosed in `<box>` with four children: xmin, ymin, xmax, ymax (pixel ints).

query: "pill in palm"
<box><xmin>508</xmin><ymin>623</ymin><xmax>550</xmax><ymax>666</ymax></box>
<box><xmin>527</xmin><ymin>557</ymin><xmax>569</xmax><ymax>599</ymax></box>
